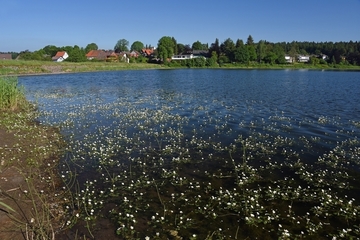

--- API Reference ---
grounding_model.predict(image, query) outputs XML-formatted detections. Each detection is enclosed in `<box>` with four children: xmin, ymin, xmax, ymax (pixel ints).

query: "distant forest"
<box><xmin>2</xmin><ymin>35</ymin><xmax>360</xmax><ymax>66</ymax></box>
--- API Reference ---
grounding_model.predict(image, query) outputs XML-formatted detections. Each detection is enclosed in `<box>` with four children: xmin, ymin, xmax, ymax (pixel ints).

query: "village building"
<box><xmin>52</xmin><ymin>51</ymin><xmax>69</xmax><ymax>62</ymax></box>
<box><xmin>0</xmin><ymin>53</ymin><xmax>12</xmax><ymax>60</ymax></box>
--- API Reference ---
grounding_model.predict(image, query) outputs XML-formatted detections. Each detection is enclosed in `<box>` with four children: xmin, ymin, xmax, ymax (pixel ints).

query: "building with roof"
<box><xmin>52</xmin><ymin>51</ymin><xmax>69</xmax><ymax>62</ymax></box>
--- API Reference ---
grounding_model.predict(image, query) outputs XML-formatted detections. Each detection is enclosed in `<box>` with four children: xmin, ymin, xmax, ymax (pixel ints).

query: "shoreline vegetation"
<box><xmin>1</xmin><ymin>60</ymin><xmax>360</xmax><ymax>77</ymax></box>
<box><xmin>0</xmin><ymin>76</ymin><xmax>67</xmax><ymax>239</ymax></box>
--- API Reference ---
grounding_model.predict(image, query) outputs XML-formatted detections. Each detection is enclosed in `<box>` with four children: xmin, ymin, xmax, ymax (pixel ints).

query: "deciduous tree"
<box><xmin>42</xmin><ymin>45</ymin><xmax>59</xmax><ymax>57</ymax></box>
<box><xmin>114</xmin><ymin>39</ymin><xmax>129</xmax><ymax>53</ymax></box>
<box><xmin>157</xmin><ymin>36</ymin><xmax>175</xmax><ymax>61</ymax></box>
<box><xmin>192</xmin><ymin>41</ymin><xmax>207</xmax><ymax>50</ymax></box>
<box><xmin>234</xmin><ymin>41</ymin><xmax>249</xmax><ymax>63</ymax></box>
<box><xmin>85</xmin><ymin>43</ymin><xmax>98</xmax><ymax>53</ymax></box>
<box><xmin>130</xmin><ymin>41</ymin><xmax>144</xmax><ymax>52</ymax></box>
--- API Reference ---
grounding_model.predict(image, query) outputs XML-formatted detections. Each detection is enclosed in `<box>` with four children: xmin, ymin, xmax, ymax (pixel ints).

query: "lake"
<box><xmin>20</xmin><ymin>69</ymin><xmax>360</xmax><ymax>239</ymax></box>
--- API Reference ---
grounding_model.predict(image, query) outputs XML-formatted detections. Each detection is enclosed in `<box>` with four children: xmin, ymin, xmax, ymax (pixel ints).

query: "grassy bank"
<box><xmin>0</xmin><ymin>60</ymin><xmax>163</xmax><ymax>76</ymax></box>
<box><xmin>0</xmin><ymin>76</ymin><xmax>67</xmax><ymax>239</ymax></box>
<box><xmin>1</xmin><ymin>60</ymin><xmax>360</xmax><ymax>76</ymax></box>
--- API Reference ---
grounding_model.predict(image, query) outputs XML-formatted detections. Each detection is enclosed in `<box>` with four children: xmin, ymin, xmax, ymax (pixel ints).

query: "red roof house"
<box><xmin>52</xmin><ymin>51</ymin><xmax>69</xmax><ymax>62</ymax></box>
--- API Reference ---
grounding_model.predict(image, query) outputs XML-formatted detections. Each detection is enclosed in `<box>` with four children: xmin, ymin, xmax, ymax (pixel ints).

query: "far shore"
<box><xmin>1</xmin><ymin>60</ymin><xmax>360</xmax><ymax>77</ymax></box>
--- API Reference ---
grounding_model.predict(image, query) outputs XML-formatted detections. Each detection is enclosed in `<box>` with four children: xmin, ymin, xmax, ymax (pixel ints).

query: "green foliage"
<box><xmin>157</xmin><ymin>36</ymin><xmax>175</xmax><ymax>61</ymax></box>
<box><xmin>310</xmin><ymin>57</ymin><xmax>320</xmax><ymax>65</ymax></box>
<box><xmin>234</xmin><ymin>45</ymin><xmax>249</xmax><ymax>64</ymax></box>
<box><xmin>218</xmin><ymin>55</ymin><xmax>230</xmax><ymax>65</ymax></box>
<box><xmin>273</xmin><ymin>45</ymin><xmax>286</xmax><ymax>64</ymax></box>
<box><xmin>114</xmin><ymin>39</ymin><xmax>129</xmax><ymax>52</ymax></box>
<box><xmin>264</xmin><ymin>52</ymin><xmax>277</xmax><ymax>64</ymax></box>
<box><xmin>43</xmin><ymin>45</ymin><xmax>60</xmax><ymax>57</ymax></box>
<box><xmin>206</xmin><ymin>51</ymin><xmax>218</xmax><ymax>67</ymax></box>
<box><xmin>65</xmin><ymin>45</ymin><xmax>86</xmax><ymax>62</ymax></box>
<box><xmin>192</xmin><ymin>41</ymin><xmax>207</xmax><ymax>50</ymax></box>
<box><xmin>221</xmin><ymin>38</ymin><xmax>236</xmax><ymax>62</ymax></box>
<box><xmin>18</xmin><ymin>50</ymin><xmax>50</xmax><ymax>61</ymax></box>
<box><xmin>130</xmin><ymin>41</ymin><xmax>144</xmax><ymax>52</ymax></box>
<box><xmin>0</xmin><ymin>77</ymin><xmax>27</xmax><ymax>110</ymax></box>
<box><xmin>136</xmin><ymin>55</ymin><xmax>148</xmax><ymax>63</ymax></box>
<box><xmin>246</xmin><ymin>35</ymin><xmax>254</xmax><ymax>45</ymax></box>
<box><xmin>172</xmin><ymin>37</ymin><xmax>178</xmax><ymax>55</ymax></box>
<box><xmin>177</xmin><ymin>43</ymin><xmax>185</xmax><ymax>54</ymax></box>
<box><xmin>247</xmin><ymin>45</ymin><xmax>257</xmax><ymax>62</ymax></box>
<box><xmin>257</xmin><ymin>40</ymin><xmax>266</xmax><ymax>63</ymax></box>
<box><xmin>85</xmin><ymin>43</ymin><xmax>98</xmax><ymax>53</ymax></box>
<box><xmin>209</xmin><ymin>38</ymin><xmax>220</xmax><ymax>57</ymax></box>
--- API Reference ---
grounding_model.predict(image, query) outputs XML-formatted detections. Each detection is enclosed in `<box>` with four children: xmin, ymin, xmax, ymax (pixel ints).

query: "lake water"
<box><xmin>19</xmin><ymin>69</ymin><xmax>360</xmax><ymax>239</ymax></box>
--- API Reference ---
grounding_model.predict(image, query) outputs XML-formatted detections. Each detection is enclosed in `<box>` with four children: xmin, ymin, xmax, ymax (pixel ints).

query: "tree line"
<box><xmin>4</xmin><ymin>35</ymin><xmax>360</xmax><ymax>66</ymax></box>
<box><xmin>158</xmin><ymin>35</ymin><xmax>360</xmax><ymax>66</ymax></box>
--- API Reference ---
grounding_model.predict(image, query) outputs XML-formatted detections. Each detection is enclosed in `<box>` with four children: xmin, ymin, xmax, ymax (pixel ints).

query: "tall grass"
<box><xmin>0</xmin><ymin>76</ymin><xmax>27</xmax><ymax>110</ymax></box>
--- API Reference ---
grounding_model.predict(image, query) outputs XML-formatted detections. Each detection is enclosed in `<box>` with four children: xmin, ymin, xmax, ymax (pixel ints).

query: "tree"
<box><xmin>66</xmin><ymin>45</ymin><xmax>86</xmax><ymax>62</ymax></box>
<box><xmin>172</xmin><ymin>37</ymin><xmax>178</xmax><ymax>55</ymax></box>
<box><xmin>273</xmin><ymin>45</ymin><xmax>286</xmax><ymax>64</ymax></box>
<box><xmin>130</xmin><ymin>41</ymin><xmax>144</xmax><ymax>52</ymax></box>
<box><xmin>177</xmin><ymin>43</ymin><xmax>185</xmax><ymax>54</ymax></box>
<box><xmin>192</xmin><ymin>41</ymin><xmax>206</xmax><ymax>50</ymax></box>
<box><xmin>246</xmin><ymin>35</ymin><xmax>255</xmax><ymax>46</ymax></box>
<box><xmin>264</xmin><ymin>51</ymin><xmax>277</xmax><ymax>64</ymax></box>
<box><xmin>114</xmin><ymin>39</ymin><xmax>129</xmax><ymax>53</ymax></box>
<box><xmin>234</xmin><ymin>45</ymin><xmax>249</xmax><ymax>63</ymax></box>
<box><xmin>247</xmin><ymin>45</ymin><xmax>257</xmax><ymax>61</ymax></box>
<box><xmin>235</xmin><ymin>39</ymin><xmax>244</xmax><ymax>48</ymax></box>
<box><xmin>85</xmin><ymin>43</ymin><xmax>98</xmax><ymax>53</ymax></box>
<box><xmin>221</xmin><ymin>38</ymin><xmax>236</xmax><ymax>62</ymax></box>
<box><xmin>157</xmin><ymin>36</ymin><xmax>175</xmax><ymax>61</ymax></box>
<box><xmin>209</xmin><ymin>38</ymin><xmax>220</xmax><ymax>57</ymax></box>
<box><xmin>184</xmin><ymin>44</ymin><xmax>192</xmax><ymax>53</ymax></box>
<box><xmin>42</xmin><ymin>45</ymin><xmax>59</xmax><ymax>57</ymax></box>
<box><xmin>257</xmin><ymin>40</ymin><xmax>266</xmax><ymax>63</ymax></box>
<box><xmin>206</xmin><ymin>51</ymin><xmax>218</xmax><ymax>67</ymax></box>
<box><xmin>288</xmin><ymin>46</ymin><xmax>298</xmax><ymax>63</ymax></box>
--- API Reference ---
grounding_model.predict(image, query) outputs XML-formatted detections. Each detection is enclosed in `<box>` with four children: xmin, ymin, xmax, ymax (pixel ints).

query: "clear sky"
<box><xmin>1</xmin><ymin>0</ymin><xmax>360</xmax><ymax>52</ymax></box>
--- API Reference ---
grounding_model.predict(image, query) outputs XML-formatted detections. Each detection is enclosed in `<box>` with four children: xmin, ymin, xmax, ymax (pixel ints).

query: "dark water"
<box><xmin>20</xmin><ymin>69</ymin><xmax>360</xmax><ymax>149</ymax></box>
<box><xmin>19</xmin><ymin>69</ymin><xmax>360</xmax><ymax>239</ymax></box>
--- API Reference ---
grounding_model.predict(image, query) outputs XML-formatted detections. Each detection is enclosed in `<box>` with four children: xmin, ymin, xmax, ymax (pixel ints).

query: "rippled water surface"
<box><xmin>20</xmin><ymin>69</ymin><xmax>360</xmax><ymax>239</ymax></box>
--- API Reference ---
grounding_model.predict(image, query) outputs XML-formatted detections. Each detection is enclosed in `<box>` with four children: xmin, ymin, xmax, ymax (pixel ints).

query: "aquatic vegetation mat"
<box><xmin>28</xmin><ymin>78</ymin><xmax>360</xmax><ymax>239</ymax></box>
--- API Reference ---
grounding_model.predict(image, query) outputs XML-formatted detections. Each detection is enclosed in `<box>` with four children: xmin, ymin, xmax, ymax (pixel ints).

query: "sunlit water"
<box><xmin>20</xmin><ymin>69</ymin><xmax>360</xmax><ymax>239</ymax></box>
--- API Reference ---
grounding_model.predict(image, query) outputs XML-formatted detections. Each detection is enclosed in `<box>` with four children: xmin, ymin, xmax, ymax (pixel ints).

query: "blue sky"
<box><xmin>1</xmin><ymin>0</ymin><xmax>360</xmax><ymax>52</ymax></box>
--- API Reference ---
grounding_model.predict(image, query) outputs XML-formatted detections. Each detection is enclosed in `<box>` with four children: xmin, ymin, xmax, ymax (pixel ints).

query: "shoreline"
<box><xmin>1</xmin><ymin>60</ymin><xmax>360</xmax><ymax>77</ymax></box>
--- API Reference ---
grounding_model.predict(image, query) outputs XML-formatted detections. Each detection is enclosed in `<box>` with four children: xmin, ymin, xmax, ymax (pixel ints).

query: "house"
<box><xmin>141</xmin><ymin>47</ymin><xmax>155</xmax><ymax>57</ymax></box>
<box><xmin>106</xmin><ymin>52</ymin><xmax>118</xmax><ymax>62</ymax></box>
<box><xmin>285</xmin><ymin>55</ymin><xmax>294</xmax><ymax>63</ymax></box>
<box><xmin>171</xmin><ymin>54</ymin><xmax>194</xmax><ymax>60</ymax></box>
<box><xmin>86</xmin><ymin>50</ymin><xmax>118</xmax><ymax>61</ymax></box>
<box><xmin>129</xmin><ymin>51</ymin><xmax>140</xmax><ymax>58</ymax></box>
<box><xmin>192</xmin><ymin>50</ymin><xmax>209</xmax><ymax>58</ymax></box>
<box><xmin>0</xmin><ymin>53</ymin><xmax>12</xmax><ymax>60</ymax></box>
<box><xmin>297</xmin><ymin>55</ymin><xmax>310</xmax><ymax>63</ymax></box>
<box><xmin>171</xmin><ymin>53</ymin><xmax>206</xmax><ymax>61</ymax></box>
<box><xmin>52</xmin><ymin>51</ymin><xmax>69</xmax><ymax>62</ymax></box>
<box><xmin>86</xmin><ymin>50</ymin><xmax>108</xmax><ymax>60</ymax></box>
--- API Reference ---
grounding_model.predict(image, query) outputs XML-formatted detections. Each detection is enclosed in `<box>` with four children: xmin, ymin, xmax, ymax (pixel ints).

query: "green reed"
<box><xmin>0</xmin><ymin>76</ymin><xmax>27</xmax><ymax>110</ymax></box>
